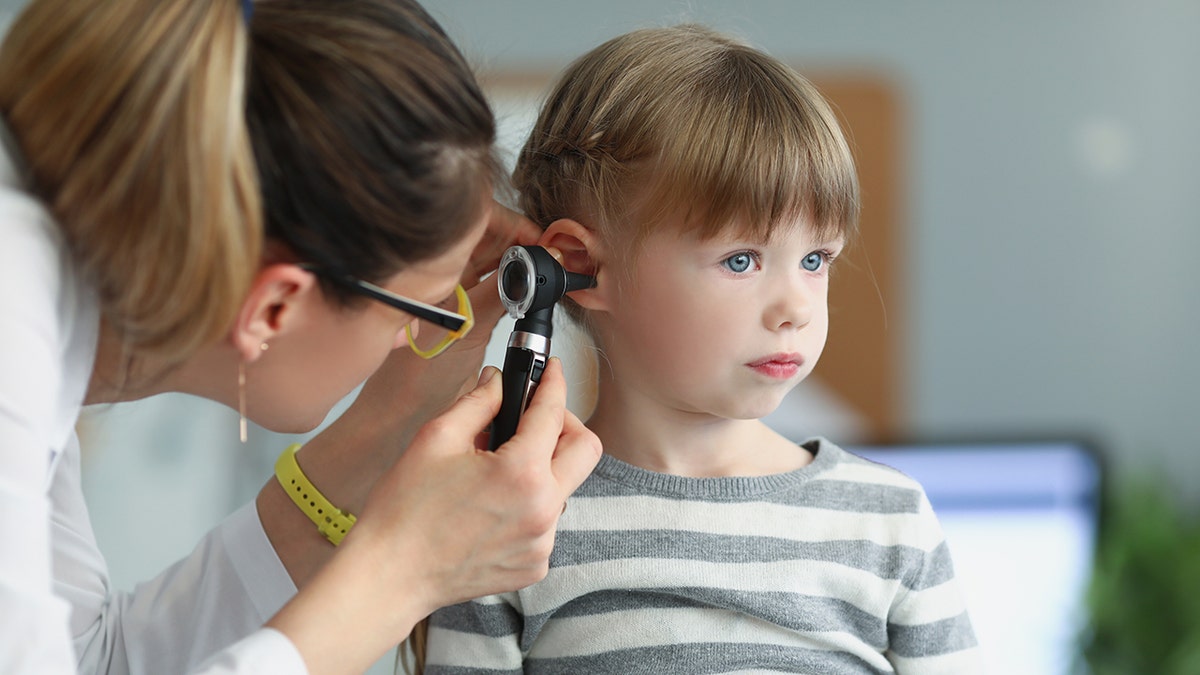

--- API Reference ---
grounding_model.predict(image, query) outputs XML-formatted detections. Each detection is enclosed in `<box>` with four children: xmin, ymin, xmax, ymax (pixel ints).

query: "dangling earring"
<box><xmin>238</xmin><ymin>362</ymin><xmax>248</xmax><ymax>443</ymax></box>
<box><xmin>238</xmin><ymin>343</ymin><xmax>269</xmax><ymax>444</ymax></box>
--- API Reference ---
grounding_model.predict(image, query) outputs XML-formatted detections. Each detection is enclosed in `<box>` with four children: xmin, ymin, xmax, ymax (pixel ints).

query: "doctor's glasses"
<box><xmin>299</xmin><ymin>264</ymin><xmax>474</xmax><ymax>359</ymax></box>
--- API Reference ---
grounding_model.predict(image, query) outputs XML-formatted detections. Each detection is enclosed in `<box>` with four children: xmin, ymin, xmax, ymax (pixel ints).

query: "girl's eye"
<box><xmin>722</xmin><ymin>252</ymin><xmax>756</xmax><ymax>274</ymax></box>
<box><xmin>802</xmin><ymin>251</ymin><xmax>826</xmax><ymax>272</ymax></box>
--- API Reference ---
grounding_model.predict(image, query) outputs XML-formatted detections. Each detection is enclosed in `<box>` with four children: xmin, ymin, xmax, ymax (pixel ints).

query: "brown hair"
<box><xmin>514</xmin><ymin>24</ymin><xmax>860</xmax><ymax>325</ymax></box>
<box><xmin>246</xmin><ymin>0</ymin><xmax>502</xmax><ymax>302</ymax></box>
<box><xmin>0</xmin><ymin>0</ymin><xmax>500</xmax><ymax>371</ymax></box>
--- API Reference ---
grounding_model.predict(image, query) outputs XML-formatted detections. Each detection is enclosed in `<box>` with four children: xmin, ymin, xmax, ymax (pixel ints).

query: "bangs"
<box><xmin>630</xmin><ymin>47</ymin><xmax>859</xmax><ymax>245</ymax></box>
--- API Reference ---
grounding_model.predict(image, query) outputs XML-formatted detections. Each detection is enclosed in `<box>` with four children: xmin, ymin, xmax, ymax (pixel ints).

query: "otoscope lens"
<box><xmin>502</xmin><ymin>261</ymin><xmax>528</xmax><ymax>302</ymax></box>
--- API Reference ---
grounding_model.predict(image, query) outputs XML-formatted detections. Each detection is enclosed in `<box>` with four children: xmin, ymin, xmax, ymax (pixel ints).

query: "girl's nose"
<box><xmin>763</xmin><ymin>280</ymin><xmax>813</xmax><ymax>331</ymax></box>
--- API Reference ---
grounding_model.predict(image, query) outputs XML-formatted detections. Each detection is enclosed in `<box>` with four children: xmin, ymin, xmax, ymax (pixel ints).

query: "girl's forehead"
<box><xmin>683</xmin><ymin>217</ymin><xmax>846</xmax><ymax>248</ymax></box>
<box><xmin>608</xmin><ymin>205</ymin><xmax>848</xmax><ymax>261</ymax></box>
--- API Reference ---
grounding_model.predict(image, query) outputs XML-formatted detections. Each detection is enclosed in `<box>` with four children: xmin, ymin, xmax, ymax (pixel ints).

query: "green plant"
<box><xmin>1079</xmin><ymin>478</ymin><xmax>1200</xmax><ymax>674</ymax></box>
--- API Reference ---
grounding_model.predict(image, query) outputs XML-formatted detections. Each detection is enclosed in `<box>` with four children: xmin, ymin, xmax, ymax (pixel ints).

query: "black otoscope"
<box><xmin>488</xmin><ymin>245</ymin><xmax>596</xmax><ymax>450</ymax></box>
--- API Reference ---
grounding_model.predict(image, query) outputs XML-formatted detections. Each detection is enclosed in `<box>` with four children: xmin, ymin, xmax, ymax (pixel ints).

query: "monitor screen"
<box><xmin>848</xmin><ymin>440</ymin><xmax>1102</xmax><ymax>675</ymax></box>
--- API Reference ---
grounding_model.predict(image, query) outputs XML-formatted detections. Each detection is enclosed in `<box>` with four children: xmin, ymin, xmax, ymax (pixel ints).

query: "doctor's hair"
<box><xmin>0</xmin><ymin>0</ymin><xmax>500</xmax><ymax>372</ymax></box>
<box><xmin>247</xmin><ymin>0</ymin><xmax>501</xmax><ymax>306</ymax></box>
<box><xmin>513</xmin><ymin>24</ymin><xmax>860</xmax><ymax>327</ymax></box>
<box><xmin>0</xmin><ymin>0</ymin><xmax>259</xmax><ymax>366</ymax></box>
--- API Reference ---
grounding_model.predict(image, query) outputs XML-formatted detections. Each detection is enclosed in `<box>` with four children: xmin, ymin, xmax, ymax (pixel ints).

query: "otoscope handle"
<box><xmin>488</xmin><ymin>336</ymin><xmax>548</xmax><ymax>450</ymax></box>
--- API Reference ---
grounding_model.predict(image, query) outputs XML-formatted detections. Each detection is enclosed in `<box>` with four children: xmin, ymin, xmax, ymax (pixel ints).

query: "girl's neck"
<box><xmin>586</xmin><ymin>384</ymin><xmax>812</xmax><ymax>478</ymax></box>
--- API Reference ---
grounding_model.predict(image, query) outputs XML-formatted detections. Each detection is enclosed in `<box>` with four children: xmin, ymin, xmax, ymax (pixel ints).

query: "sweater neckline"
<box><xmin>590</xmin><ymin>437</ymin><xmax>841</xmax><ymax>500</ymax></box>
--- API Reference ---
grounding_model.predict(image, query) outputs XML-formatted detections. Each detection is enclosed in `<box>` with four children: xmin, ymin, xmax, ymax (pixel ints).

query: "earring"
<box><xmin>238</xmin><ymin>361</ymin><xmax>248</xmax><ymax>443</ymax></box>
<box><xmin>238</xmin><ymin>343</ymin><xmax>269</xmax><ymax>443</ymax></box>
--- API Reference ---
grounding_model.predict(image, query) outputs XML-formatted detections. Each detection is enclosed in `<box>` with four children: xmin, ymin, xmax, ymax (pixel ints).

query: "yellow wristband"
<box><xmin>274</xmin><ymin>444</ymin><xmax>357</xmax><ymax>546</ymax></box>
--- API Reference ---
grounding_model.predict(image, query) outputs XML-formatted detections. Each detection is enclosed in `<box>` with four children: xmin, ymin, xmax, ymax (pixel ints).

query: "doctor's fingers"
<box><xmin>413</xmin><ymin>365</ymin><xmax>504</xmax><ymax>451</ymax></box>
<box><xmin>463</xmin><ymin>201</ymin><xmax>540</xmax><ymax>285</ymax></box>
<box><xmin>551</xmin><ymin>407</ymin><xmax>601</xmax><ymax>498</ymax></box>
<box><xmin>461</xmin><ymin>273</ymin><xmax>506</xmax><ymax>339</ymax></box>
<box><xmin>494</xmin><ymin>357</ymin><xmax>601</xmax><ymax>494</ymax></box>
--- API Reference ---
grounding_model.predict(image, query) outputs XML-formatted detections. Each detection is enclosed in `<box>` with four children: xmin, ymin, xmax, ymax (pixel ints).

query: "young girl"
<box><xmin>421</xmin><ymin>25</ymin><xmax>980</xmax><ymax>674</ymax></box>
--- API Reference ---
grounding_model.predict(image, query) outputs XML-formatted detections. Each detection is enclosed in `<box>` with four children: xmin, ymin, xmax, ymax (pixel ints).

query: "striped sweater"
<box><xmin>425</xmin><ymin>438</ymin><xmax>981</xmax><ymax>674</ymax></box>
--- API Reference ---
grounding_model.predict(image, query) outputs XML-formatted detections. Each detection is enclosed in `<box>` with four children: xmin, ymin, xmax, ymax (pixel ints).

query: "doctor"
<box><xmin>0</xmin><ymin>0</ymin><xmax>600</xmax><ymax>673</ymax></box>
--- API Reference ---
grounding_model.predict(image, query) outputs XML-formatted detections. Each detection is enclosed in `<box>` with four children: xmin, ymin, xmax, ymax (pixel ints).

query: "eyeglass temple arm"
<box><xmin>297</xmin><ymin>264</ymin><xmax>467</xmax><ymax>331</ymax></box>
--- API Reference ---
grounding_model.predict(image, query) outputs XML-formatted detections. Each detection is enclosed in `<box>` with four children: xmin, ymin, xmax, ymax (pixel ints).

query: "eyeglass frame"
<box><xmin>298</xmin><ymin>263</ymin><xmax>474</xmax><ymax>359</ymax></box>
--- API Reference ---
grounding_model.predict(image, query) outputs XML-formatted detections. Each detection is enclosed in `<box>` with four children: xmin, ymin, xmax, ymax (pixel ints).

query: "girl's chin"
<box><xmin>712</xmin><ymin>398</ymin><xmax>792</xmax><ymax>422</ymax></box>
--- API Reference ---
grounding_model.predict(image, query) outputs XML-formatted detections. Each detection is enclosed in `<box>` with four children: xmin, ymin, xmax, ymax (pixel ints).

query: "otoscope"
<box><xmin>488</xmin><ymin>245</ymin><xmax>596</xmax><ymax>450</ymax></box>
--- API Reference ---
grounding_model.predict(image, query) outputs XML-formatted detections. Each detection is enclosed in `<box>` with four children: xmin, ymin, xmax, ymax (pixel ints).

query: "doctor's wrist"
<box><xmin>257</xmin><ymin>429</ymin><xmax>402</xmax><ymax>587</ymax></box>
<box><xmin>274</xmin><ymin>444</ymin><xmax>357</xmax><ymax>546</ymax></box>
<box><xmin>268</xmin><ymin>533</ymin><xmax>430</xmax><ymax>675</ymax></box>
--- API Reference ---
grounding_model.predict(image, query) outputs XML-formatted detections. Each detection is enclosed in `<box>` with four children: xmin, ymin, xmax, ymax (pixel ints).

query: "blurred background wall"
<box><xmin>3</xmin><ymin>0</ymin><xmax>1198</xmax><ymax>671</ymax></box>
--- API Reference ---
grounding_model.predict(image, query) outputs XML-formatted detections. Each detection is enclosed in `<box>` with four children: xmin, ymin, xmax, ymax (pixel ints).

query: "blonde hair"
<box><xmin>0</xmin><ymin>0</ymin><xmax>259</xmax><ymax>368</ymax></box>
<box><xmin>515</xmin><ymin>25</ymin><xmax>860</xmax><ymax>325</ymax></box>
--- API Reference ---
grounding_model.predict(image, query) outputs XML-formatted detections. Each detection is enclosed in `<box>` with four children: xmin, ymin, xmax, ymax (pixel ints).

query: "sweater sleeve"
<box><xmin>425</xmin><ymin>594</ymin><xmax>525</xmax><ymax>674</ymax></box>
<box><xmin>885</xmin><ymin>492</ymin><xmax>984</xmax><ymax>674</ymax></box>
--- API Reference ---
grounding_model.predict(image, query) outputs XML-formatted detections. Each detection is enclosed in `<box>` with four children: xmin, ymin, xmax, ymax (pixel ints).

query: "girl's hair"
<box><xmin>0</xmin><ymin>0</ymin><xmax>499</xmax><ymax>370</ymax></box>
<box><xmin>514</xmin><ymin>24</ymin><xmax>860</xmax><ymax>326</ymax></box>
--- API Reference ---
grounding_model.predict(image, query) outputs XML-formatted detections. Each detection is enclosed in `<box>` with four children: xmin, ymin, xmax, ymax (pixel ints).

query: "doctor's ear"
<box><xmin>539</xmin><ymin>219</ymin><xmax>608</xmax><ymax>311</ymax></box>
<box><xmin>230</xmin><ymin>264</ymin><xmax>317</xmax><ymax>362</ymax></box>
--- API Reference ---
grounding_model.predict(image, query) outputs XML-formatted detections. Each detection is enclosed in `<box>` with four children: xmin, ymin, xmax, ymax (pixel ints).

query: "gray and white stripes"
<box><xmin>426</xmin><ymin>439</ymin><xmax>981</xmax><ymax>674</ymax></box>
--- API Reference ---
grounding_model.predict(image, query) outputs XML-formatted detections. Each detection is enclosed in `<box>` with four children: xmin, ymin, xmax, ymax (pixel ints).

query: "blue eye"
<box><xmin>802</xmin><ymin>252</ymin><xmax>825</xmax><ymax>272</ymax></box>
<box><xmin>723</xmin><ymin>252</ymin><xmax>754</xmax><ymax>273</ymax></box>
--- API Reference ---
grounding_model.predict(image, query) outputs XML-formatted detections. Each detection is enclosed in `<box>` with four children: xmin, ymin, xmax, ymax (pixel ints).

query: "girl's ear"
<box><xmin>230</xmin><ymin>264</ymin><xmax>317</xmax><ymax>362</ymax></box>
<box><xmin>539</xmin><ymin>219</ymin><xmax>610</xmax><ymax>311</ymax></box>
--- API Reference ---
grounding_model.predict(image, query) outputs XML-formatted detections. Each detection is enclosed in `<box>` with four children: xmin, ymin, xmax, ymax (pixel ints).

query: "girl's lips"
<box><xmin>747</xmin><ymin>353</ymin><xmax>803</xmax><ymax>379</ymax></box>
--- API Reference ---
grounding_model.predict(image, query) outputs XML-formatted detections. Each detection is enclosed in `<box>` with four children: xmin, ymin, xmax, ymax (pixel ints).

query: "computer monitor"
<box><xmin>848</xmin><ymin>439</ymin><xmax>1102</xmax><ymax>675</ymax></box>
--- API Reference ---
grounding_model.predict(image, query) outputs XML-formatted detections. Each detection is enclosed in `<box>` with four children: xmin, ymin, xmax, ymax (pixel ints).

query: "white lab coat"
<box><xmin>1</xmin><ymin>122</ymin><xmax>307</xmax><ymax>674</ymax></box>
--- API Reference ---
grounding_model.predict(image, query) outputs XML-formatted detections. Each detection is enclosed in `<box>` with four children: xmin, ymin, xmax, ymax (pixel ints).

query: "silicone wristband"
<box><xmin>274</xmin><ymin>444</ymin><xmax>357</xmax><ymax>546</ymax></box>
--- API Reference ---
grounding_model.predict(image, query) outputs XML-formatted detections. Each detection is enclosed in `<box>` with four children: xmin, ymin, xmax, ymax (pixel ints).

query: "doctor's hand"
<box><xmin>267</xmin><ymin>358</ymin><xmax>599</xmax><ymax>675</ymax></box>
<box><xmin>354</xmin><ymin>357</ymin><xmax>598</xmax><ymax>608</ymax></box>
